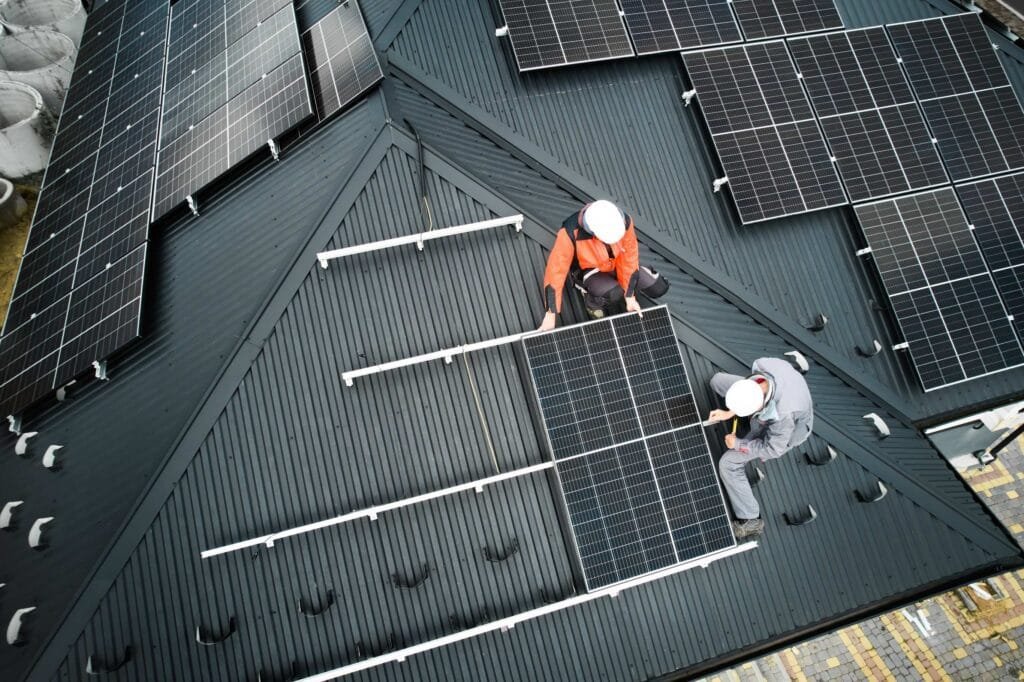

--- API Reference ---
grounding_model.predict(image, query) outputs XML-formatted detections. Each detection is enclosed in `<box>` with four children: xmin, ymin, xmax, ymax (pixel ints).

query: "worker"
<box><xmin>706</xmin><ymin>358</ymin><xmax>813</xmax><ymax>539</ymax></box>
<box><xmin>538</xmin><ymin>200</ymin><xmax>669</xmax><ymax>330</ymax></box>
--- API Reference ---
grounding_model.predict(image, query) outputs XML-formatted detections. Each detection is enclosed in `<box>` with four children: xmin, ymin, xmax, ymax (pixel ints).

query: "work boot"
<box><xmin>586</xmin><ymin>307</ymin><xmax>605</xmax><ymax>320</ymax></box>
<box><xmin>732</xmin><ymin>518</ymin><xmax>764</xmax><ymax>540</ymax></box>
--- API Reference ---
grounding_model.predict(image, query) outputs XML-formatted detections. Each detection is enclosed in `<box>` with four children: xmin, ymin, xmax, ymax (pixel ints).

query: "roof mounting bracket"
<box><xmin>390</xmin><ymin>563</ymin><xmax>430</xmax><ymax>589</ymax></box>
<box><xmin>186</xmin><ymin>195</ymin><xmax>199</xmax><ymax>217</ymax></box>
<box><xmin>1</xmin><ymin>501</ymin><xmax>24</xmax><ymax>530</ymax></box>
<box><xmin>855</xmin><ymin>339</ymin><xmax>882</xmax><ymax>357</ymax></box>
<box><xmin>805</xmin><ymin>445</ymin><xmax>837</xmax><ymax>466</ymax></box>
<box><xmin>56</xmin><ymin>379</ymin><xmax>76</xmax><ymax>401</ymax></box>
<box><xmin>482</xmin><ymin>537</ymin><xmax>519</xmax><ymax>563</ymax></box>
<box><xmin>682</xmin><ymin>89</ymin><xmax>696</xmax><ymax>106</ymax></box>
<box><xmin>92</xmin><ymin>360</ymin><xmax>108</xmax><ymax>381</ymax></box>
<box><xmin>712</xmin><ymin>176</ymin><xmax>728</xmax><ymax>192</ymax></box>
<box><xmin>803</xmin><ymin>313</ymin><xmax>827</xmax><ymax>332</ymax></box>
<box><xmin>298</xmin><ymin>589</ymin><xmax>335</xmax><ymax>617</ymax></box>
<box><xmin>855</xmin><ymin>480</ymin><xmax>888</xmax><ymax>503</ymax></box>
<box><xmin>891</xmin><ymin>341</ymin><xmax>909</xmax><ymax>351</ymax></box>
<box><xmin>86</xmin><ymin>645</ymin><xmax>132</xmax><ymax>675</ymax></box>
<box><xmin>267</xmin><ymin>139</ymin><xmax>280</xmax><ymax>161</ymax></box>
<box><xmin>863</xmin><ymin>413</ymin><xmax>890</xmax><ymax>438</ymax></box>
<box><xmin>495</xmin><ymin>25</ymin><xmax>508</xmax><ymax>37</ymax></box>
<box><xmin>784</xmin><ymin>350</ymin><xmax>809</xmax><ymax>373</ymax></box>
<box><xmin>783</xmin><ymin>505</ymin><xmax>817</xmax><ymax>526</ymax></box>
<box><xmin>6</xmin><ymin>607</ymin><xmax>35</xmax><ymax>646</ymax></box>
<box><xmin>28</xmin><ymin>517</ymin><xmax>54</xmax><ymax>549</ymax></box>
<box><xmin>195</xmin><ymin>616</ymin><xmax>237</xmax><ymax>646</ymax></box>
<box><xmin>855</xmin><ymin>246</ymin><xmax>872</xmax><ymax>257</ymax></box>
<box><xmin>745</xmin><ymin>461</ymin><xmax>764</xmax><ymax>485</ymax></box>
<box><xmin>14</xmin><ymin>431</ymin><xmax>37</xmax><ymax>456</ymax></box>
<box><xmin>42</xmin><ymin>444</ymin><xmax>64</xmax><ymax>470</ymax></box>
<box><xmin>7</xmin><ymin>415</ymin><xmax>21</xmax><ymax>435</ymax></box>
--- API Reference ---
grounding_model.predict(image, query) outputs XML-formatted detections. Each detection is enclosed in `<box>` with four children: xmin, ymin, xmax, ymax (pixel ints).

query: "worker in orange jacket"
<box><xmin>539</xmin><ymin>200</ymin><xmax>668</xmax><ymax>330</ymax></box>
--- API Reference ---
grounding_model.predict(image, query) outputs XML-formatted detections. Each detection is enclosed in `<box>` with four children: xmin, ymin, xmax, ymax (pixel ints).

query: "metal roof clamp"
<box><xmin>804</xmin><ymin>445</ymin><xmax>837</xmax><ymax>466</ymax></box>
<box><xmin>14</xmin><ymin>431</ymin><xmax>37</xmax><ymax>456</ymax></box>
<box><xmin>783</xmin><ymin>505</ymin><xmax>817</xmax><ymax>526</ymax></box>
<box><xmin>298</xmin><ymin>588</ymin><xmax>335</xmax><ymax>617</ymax></box>
<box><xmin>7</xmin><ymin>414</ymin><xmax>22</xmax><ymax>435</ymax></box>
<box><xmin>85</xmin><ymin>646</ymin><xmax>132</xmax><ymax>675</ymax></box>
<box><xmin>267</xmin><ymin>139</ymin><xmax>280</xmax><ymax>161</ymax></box>
<box><xmin>185</xmin><ymin>195</ymin><xmax>199</xmax><ymax>217</ymax></box>
<box><xmin>863</xmin><ymin>413</ymin><xmax>891</xmax><ymax>438</ymax></box>
<box><xmin>390</xmin><ymin>563</ymin><xmax>430</xmax><ymax>589</ymax></box>
<box><xmin>802</xmin><ymin>313</ymin><xmax>827</xmax><ymax>332</ymax></box>
<box><xmin>195</xmin><ymin>616</ymin><xmax>237</xmax><ymax>646</ymax></box>
<box><xmin>712</xmin><ymin>176</ymin><xmax>728</xmax><ymax>193</ymax></box>
<box><xmin>28</xmin><ymin>517</ymin><xmax>54</xmax><ymax>549</ymax></box>
<box><xmin>42</xmin><ymin>444</ymin><xmax>64</xmax><ymax>470</ymax></box>
<box><xmin>856</xmin><ymin>339</ymin><xmax>883</xmax><ymax>357</ymax></box>
<box><xmin>92</xmin><ymin>360</ymin><xmax>108</xmax><ymax>381</ymax></box>
<box><xmin>482</xmin><ymin>537</ymin><xmax>519</xmax><ymax>563</ymax></box>
<box><xmin>854</xmin><ymin>481</ymin><xmax>888</xmax><ymax>503</ymax></box>
<box><xmin>1</xmin><ymin>501</ymin><xmax>24</xmax><ymax>530</ymax></box>
<box><xmin>681</xmin><ymin>89</ymin><xmax>696</xmax><ymax>106</ymax></box>
<box><xmin>784</xmin><ymin>350</ymin><xmax>809</xmax><ymax>373</ymax></box>
<box><xmin>5</xmin><ymin>607</ymin><xmax>35</xmax><ymax>646</ymax></box>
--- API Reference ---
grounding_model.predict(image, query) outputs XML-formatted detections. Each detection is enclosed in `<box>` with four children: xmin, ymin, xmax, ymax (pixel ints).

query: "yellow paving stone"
<box><xmin>1011</xmin><ymin>524</ymin><xmax>1024</xmax><ymax>534</ymax></box>
<box><xmin>1008</xmin><ymin>490</ymin><xmax>1019</xmax><ymax>499</ymax></box>
<box><xmin>986</xmin><ymin>490</ymin><xmax>993</xmax><ymax>497</ymax></box>
<box><xmin>995</xmin><ymin>656</ymin><xmax>1004</xmax><ymax>667</ymax></box>
<box><xmin>827</xmin><ymin>657</ymin><xmax>840</xmax><ymax>668</ymax></box>
<box><xmin>954</xmin><ymin>648</ymin><xmax>967</xmax><ymax>660</ymax></box>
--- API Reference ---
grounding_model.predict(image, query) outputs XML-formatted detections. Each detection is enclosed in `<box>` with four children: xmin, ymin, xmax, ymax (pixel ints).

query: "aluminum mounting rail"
<box><xmin>342</xmin><ymin>332</ymin><xmax>526</xmax><ymax>387</ymax></box>
<box><xmin>317</xmin><ymin>215</ymin><xmax>524</xmax><ymax>268</ymax></box>
<box><xmin>294</xmin><ymin>542</ymin><xmax>757</xmax><ymax>682</ymax></box>
<box><xmin>200</xmin><ymin>462</ymin><xmax>553</xmax><ymax>559</ymax></box>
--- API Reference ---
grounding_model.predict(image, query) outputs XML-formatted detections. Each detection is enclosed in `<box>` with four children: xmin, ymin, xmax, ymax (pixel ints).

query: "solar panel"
<box><xmin>732</xmin><ymin>0</ymin><xmax>843</xmax><ymax>40</ymax></box>
<box><xmin>682</xmin><ymin>42</ymin><xmax>847</xmax><ymax>223</ymax></box>
<box><xmin>302</xmin><ymin>0</ymin><xmax>383</xmax><ymax>119</ymax></box>
<box><xmin>619</xmin><ymin>0</ymin><xmax>742</xmax><ymax>55</ymax></box>
<box><xmin>154</xmin><ymin>106</ymin><xmax>231</xmax><ymax>218</ymax></box>
<box><xmin>0</xmin><ymin>296</ymin><xmax>69</xmax><ymax>417</ymax></box>
<box><xmin>227</xmin><ymin>54</ymin><xmax>312</xmax><ymax>164</ymax></box>
<box><xmin>522</xmin><ymin>307</ymin><xmax>735</xmax><ymax>590</ymax></box>
<box><xmin>887</xmin><ymin>14</ymin><xmax>1024</xmax><ymax>182</ymax></box>
<box><xmin>855</xmin><ymin>188</ymin><xmax>1024</xmax><ymax>390</ymax></box>
<box><xmin>788</xmin><ymin>28</ymin><xmax>948</xmax><ymax>202</ymax></box>
<box><xmin>497</xmin><ymin>0</ymin><xmax>635</xmax><ymax>71</ymax></box>
<box><xmin>956</xmin><ymin>172</ymin><xmax>1024</xmax><ymax>339</ymax></box>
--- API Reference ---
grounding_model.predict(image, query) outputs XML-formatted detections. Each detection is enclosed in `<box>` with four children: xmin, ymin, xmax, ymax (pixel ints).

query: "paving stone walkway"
<box><xmin>704</xmin><ymin>435</ymin><xmax>1024</xmax><ymax>682</ymax></box>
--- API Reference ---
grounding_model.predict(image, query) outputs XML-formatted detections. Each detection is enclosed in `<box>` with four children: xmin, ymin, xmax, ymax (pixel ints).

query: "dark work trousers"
<box><xmin>575</xmin><ymin>267</ymin><xmax>667</xmax><ymax>312</ymax></box>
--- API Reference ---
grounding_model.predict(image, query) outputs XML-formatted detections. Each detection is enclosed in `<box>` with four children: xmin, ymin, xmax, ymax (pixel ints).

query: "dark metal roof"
<box><xmin>2</xmin><ymin>1</ymin><xmax>1024</xmax><ymax>681</ymax></box>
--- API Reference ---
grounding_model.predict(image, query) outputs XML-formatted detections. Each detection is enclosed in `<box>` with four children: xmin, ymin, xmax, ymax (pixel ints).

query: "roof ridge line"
<box><xmin>21</xmin><ymin>123</ymin><xmax>392</xmax><ymax>682</ymax></box>
<box><xmin>371</xmin><ymin>0</ymin><xmax>426</xmax><ymax>52</ymax></box>
<box><xmin>385</xmin><ymin>52</ymin><xmax>926</xmax><ymax>428</ymax></box>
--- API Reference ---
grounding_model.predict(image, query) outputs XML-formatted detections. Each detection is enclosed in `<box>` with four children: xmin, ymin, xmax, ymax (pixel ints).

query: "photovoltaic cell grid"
<box><xmin>497</xmin><ymin>0</ymin><xmax>634</xmax><ymax>71</ymax></box>
<box><xmin>732</xmin><ymin>0</ymin><xmax>843</xmax><ymax>40</ymax></box>
<box><xmin>302</xmin><ymin>0</ymin><xmax>383</xmax><ymax>119</ymax></box>
<box><xmin>522</xmin><ymin>307</ymin><xmax>734</xmax><ymax>590</ymax></box>
<box><xmin>956</xmin><ymin>172</ymin><xmax>1024</xmax><ymax>341</ymax></box>
<box><xmin>619</xmin><ymin>0</ymin><xmax>741</xmax><ymax>55</ymax></box>
<box><xmin>887</xmin><ymin>14</ymin><xmax>1024</xmax><ymax>182</ymax></box>
<box><xmin>682</xmin><ymin>41</ymin><xmax>847</xmax><ymax>224</ymax></box>
<box><xmin>0</xmin><ymin>1</ymin><xmax>165</xmax><ymax>417</ymax></box>
<box><xmin>787</xmin><ymin>28</ymin><xmax>948</xmax><ymax>202</ymax></box>
<box><xmin>855</xmin><ymin>188</ymin><xmax>1024</xmax><ymax>391</ymax></box>
<box><xmin>154</xmin><ymin>1</ymin><xmax>313</xmax><ymax>219</ymax></box>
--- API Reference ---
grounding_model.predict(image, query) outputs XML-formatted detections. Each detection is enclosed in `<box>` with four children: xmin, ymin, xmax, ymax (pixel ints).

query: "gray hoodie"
<box><xmin>735</xmin><ymin>357</ymin><xmax>813</xmax><ymax>461</ymax></box>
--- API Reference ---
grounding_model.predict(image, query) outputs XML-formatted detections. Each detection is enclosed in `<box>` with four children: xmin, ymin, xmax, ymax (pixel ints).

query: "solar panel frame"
<box><xmin>619</xmin><ymin>0</ymin><xmax>743</xmax><ymax>56</ymax></box>
<box><xmin>498</xmin><ymin>0</ymin><xmax>636</xmax><ymax>72</ymax></box>
<box><xmin>522</xmin><ymin>307</ymin><xmax>736</xmax><ymax>591</ymax></box>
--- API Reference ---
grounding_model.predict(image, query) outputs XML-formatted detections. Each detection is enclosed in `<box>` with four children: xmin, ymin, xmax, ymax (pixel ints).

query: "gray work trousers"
<box><xmin>576</xmin><ymin>267</ymin><xmax>664</xmax><ymax>312</ymax></box>
<box><xmin>711</xmin><ymin>372</ymin><xmax>761</xmax><ymax>520</ymax></box>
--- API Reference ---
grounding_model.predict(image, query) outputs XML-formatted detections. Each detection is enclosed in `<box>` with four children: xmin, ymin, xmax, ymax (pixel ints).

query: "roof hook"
<box><xmin>8</xmin><ymin>415</ymin><xmax>22</xmax><ymax>435</ymax></box>
<box><xmin>195</xmin><ymin>616</ymin><xmax>237</xmax><ymax>645</ymax></box>
<box><xmin>864</xmin><ymin>413</ymin><xmax>890</xmax><ymax>438</ymax></box>
<box><xmin>803</xmin><ymin>313</ymin><xmax>828</xmax><ymax>332</ymax></box>
<box><xmin>86</xmin><ymin>645</ymin><xmax>133</xmax><ymax>675</ymax></box>
<box><xmin>783</xmin><ymin>505</ymin><xmax>817</xmax><ymax>526</ymax></box>
<box><xmin>784</xmin><ymin>351</ymin><xmax>809</xmax><ymax>373</ymax></box>
<box><xmin>42</xmin><ymin>444</ymin><xmax>64</xmax><ymax>470</ymax></box>
<box><xmin>298</xmin><ymin>588</ymin><xmax>335</xmax><ymax>617</ymax></box>
<box><xmin>6</xmin><ymin>607</ymin><xmax>35</xmax><ymax>646</ymax></box>
<box><xmin>855</xmin><ymin>481</ymin><xmax>888</xmax><ymax>503</ymax></box>
<box><xmin>14</xmin><ymin>431</ymin><xmax>37</xmax><ymax>456</ymax></box>
<box><xmin>482</xmin><ymin>537</ymin><xmax>519</xmax><ymax>563</ymax></box>
<box><xmin>856</xmin><ymin>339</ymin><xmax>883</xmax><ymax>357</ymax></box>
<box><xmin>390</xmin><ymin>563</ymin><xmax>430</xmax><ymax>589</ymax></box>
<box><xmin>28</xmin><ymin>517</ymin><xmax>54</xmax><ymax>548</ymax></box>
<box><xmin>1</xmin><ymin>501</ymin><xmax>24</xmax><ymax>530</ymax></box>
<box><xmin>805</xmin><ymin>445</ymin><xmax>837</xmax><ymax>466</ymax></box>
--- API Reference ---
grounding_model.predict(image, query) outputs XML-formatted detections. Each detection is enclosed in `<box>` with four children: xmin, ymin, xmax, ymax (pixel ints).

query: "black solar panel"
<box><xmin>620</xmin><ymin>0</ymin><xmax>742</xmax><ymax>55</ymax></box>
<box><xmin>225</xmin><ymin>0</ymin><xmax>293</xmax><ymax>44</ymax></box>
<box><xmin>302</xmin><ymin>0</ymin><xmax>383</xmax><ymax>120</ymax></box>
<box><xmin>0</xmin><ymin>297</ymin><xmax>69</xmax><ymax>417</ymax></box>
<box><xmin>957</xmin><ymin>172</ymin><xmax>1024</xmax><ymax>339</ymax></box>
<box><xmin>227</xmin><ymin>54</ymin><xmax>313</xmax><ymax>164</ymax></box>
<box><xmin>10</xmin><ymin>217</ymin><xmax>85</xmax><ymax>295</ymax></box>
<box><xmin>888</xmin><ymin>14</ymin><xmax>1024</xmax><ymax>182</ymax></box>
<box><xmin>732</xmin><ymin>0</ymin><xmax>842</xmax><ymax>40</ymax></box>
<box><xmin>154</xmin><ymin>106</ymin><xmax>231</xmax><ymax>218</ymax></box>
<box><xmin>523</xmin><ymin>307</ymin><xmax>735</xmax><ymax>590</ymax></box>
<box><xmin>856</xmin><ymin>189</ymin><xmax>1024</xmax><ymax>390</ymax></box>
<box><xmin>788</xmin><ymin>28</ymin><xmax>948</xmax><ymax>202</ymax></box>
<box><xmin>498</xmin><ymin>0</ymin><xmax>635</xmax><ymax>71</ymax></box>
<box><xmin>683</xmin><ymin>42</ymin><xmax>846</xmax><ymax>223</ymax></box>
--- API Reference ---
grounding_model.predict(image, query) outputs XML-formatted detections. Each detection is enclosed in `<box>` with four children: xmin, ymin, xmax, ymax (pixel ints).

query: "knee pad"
<box><xmin>641</xmin><ymin>267</ymin><xmax>669</xmax><ymax>298</ymax></box>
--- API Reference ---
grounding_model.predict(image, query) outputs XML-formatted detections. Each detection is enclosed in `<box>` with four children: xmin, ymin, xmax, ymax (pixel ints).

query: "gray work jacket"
<box><xmin>735</xmin><ymin>357</ymin><xmax>814</xmax><ymax>461</ymax></box>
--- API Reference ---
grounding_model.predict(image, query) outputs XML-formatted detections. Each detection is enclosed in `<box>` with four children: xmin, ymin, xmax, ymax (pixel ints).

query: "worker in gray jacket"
<box><xmin>707</xmin><ymin>357</ymin><xmax>813</xmax><ymax>539</ymax></box>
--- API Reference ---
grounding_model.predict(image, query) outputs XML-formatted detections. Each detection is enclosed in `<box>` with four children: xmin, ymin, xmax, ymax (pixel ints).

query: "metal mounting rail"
<box><xmin>200</xmin><ymin>462</ymin><xmax>553</xmax><ymax>559</ymax></box>
<box><xmin>342</xmin><ymin>332</ymin><xmax>526</xmax><ymax>387</ymax></box>
<box><xmin>317</xmin><ymin>215</ymin><xmax>524</xmax><ymax>268</ymax></box>
<box><xmin>294</xmin><ymin>542</ymin><xmax>757</xmax><ymax>681</ymax></box>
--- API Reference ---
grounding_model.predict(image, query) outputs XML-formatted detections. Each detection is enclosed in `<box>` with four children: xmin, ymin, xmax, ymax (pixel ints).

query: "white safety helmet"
<box><xmin>725</xmin><ymin>379</ymin><xmax>764</xmax><ymax>417</ymax></box>
<box><xmin>582</xmin><ymin>200</ymin><xmax>627</xmax><ymax>244</ymax></box>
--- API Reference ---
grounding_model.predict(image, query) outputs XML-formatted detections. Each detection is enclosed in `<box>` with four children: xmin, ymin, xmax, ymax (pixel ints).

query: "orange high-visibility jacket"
<box><xmin>542</xmin><ymin>207</ymin><xmax>640</xmax><ymax>313</ymax></box>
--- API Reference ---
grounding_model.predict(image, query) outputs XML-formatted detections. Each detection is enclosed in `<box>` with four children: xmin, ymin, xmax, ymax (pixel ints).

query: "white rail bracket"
<box><xmin>855</xmin><ymin>246</ymin><xmax>872</xmax><ymax>257</ymax></box>
<box><xmin>682</xmin><ymin>89</ymin><xmax>696</xmax><ymax>105</ymax></box>
<box><xmin>14</xmin><ymin>432</ymin><xmax>37</xmax><ymax>456</ymax></box>
<box><xmin>495</xmin><ymin>25</ymin><xmax>508</xmax><ymax>37</ymax></box>
<box><xmin>712</xmin><ymin>177</ymin><xmax>728</xmax><ymax>192</ymax></box>
<box><xmin>92</xmin><ymin>360</ymin><xmax>108</xmax><ymax>381</ymax></box>
<box><xmin>8</xmin><ymin>415</ymin><xmax>21</xmax><ymax>435</ymax></box>
<box><xmin>186</xmin><ymin>195</ymin><xmax>199</xmax><ymax>217</ymax></box>
<box><xmin>317</xmin><ymin>215</ymin><xmax>524</xmax><ymax>268</ymax></box>
<box><xmin>268</xmin><ymin>139</ymin><xmax>280</xmax><ymax>160</ymax></box>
